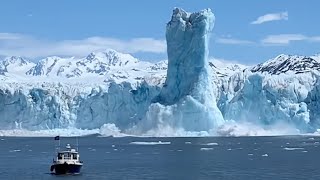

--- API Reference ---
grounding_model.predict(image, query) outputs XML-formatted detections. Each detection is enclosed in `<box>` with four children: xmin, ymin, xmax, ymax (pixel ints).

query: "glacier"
<box><xmin>136</xmin><ymin>8</ymin><xmax>224</xmax><ymax>134</ymax></box>
<box><xmin>1</xmin><ymin>9</ymin><xmax>320</xmax><ymax>137</ymax></box>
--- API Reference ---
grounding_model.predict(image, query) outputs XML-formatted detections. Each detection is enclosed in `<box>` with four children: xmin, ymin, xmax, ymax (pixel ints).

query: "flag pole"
<box><xmin>76</xmin><ymin>136</ymin><xmax>79</xmax><ymax>152</ymax></box>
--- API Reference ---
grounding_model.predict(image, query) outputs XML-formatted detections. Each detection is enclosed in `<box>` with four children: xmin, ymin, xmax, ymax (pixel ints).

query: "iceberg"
<box><xmin>139</xmin><ymin>8</ymin><xmax>224</xmax><ymax>134</ymax></box>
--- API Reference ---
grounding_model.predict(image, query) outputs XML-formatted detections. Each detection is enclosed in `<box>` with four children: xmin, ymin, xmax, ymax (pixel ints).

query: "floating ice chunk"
<box><xmin>248</xmin><ymin>154</ymin><xmax>253</xmax><ymax>156</ymax></box>
<box><xmin>200</xmin><ymin>148</ymin><xmax>214</xmax><ymax>151</ymax></box>
<box><xmin>185</xmin><ymin>142</ymin><xmax>192</xmax><ymax>144</ymax></box>
<box><xmin>130</xmin><ymin>141</ymin><xmax>171</xmax><ymax>145</ymax></box>
<box><xmin>262</xmin><ymin>154</ymin><xmax>268</xmax><ymax>157</ymax></box>
<box><xmin>283</xmin><ymin>147</ymin><xmax>304</xmax><ymax>151</ymax></box>
<box><xmin>203</xmin><ymin>142</ymin><xmax>219</xmax><ymax>146</ymax></box>
<box><xmin>9</xmin><ymin>149</ymin><xmax>21</xmax><ymax>152</ymax></box>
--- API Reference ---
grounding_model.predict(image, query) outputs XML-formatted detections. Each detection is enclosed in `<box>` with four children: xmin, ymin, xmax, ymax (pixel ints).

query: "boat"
<box><xmin>50</xmin><ymin>137</ymin><xmax>83</xmax><ymax>175</ymax></box>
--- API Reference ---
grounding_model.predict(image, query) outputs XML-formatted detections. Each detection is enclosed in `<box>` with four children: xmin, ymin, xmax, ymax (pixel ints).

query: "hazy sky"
<box><xmin>0</xmin><ymin>0</ymin><xmax>319</xmax><ymax>64</ymax></box>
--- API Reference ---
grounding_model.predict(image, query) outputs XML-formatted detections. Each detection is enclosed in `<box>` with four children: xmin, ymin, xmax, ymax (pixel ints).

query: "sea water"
<box><xmin>0</xmin><ymin>136</ymin><xmax>319</xmax><ymax>180</ymax></box>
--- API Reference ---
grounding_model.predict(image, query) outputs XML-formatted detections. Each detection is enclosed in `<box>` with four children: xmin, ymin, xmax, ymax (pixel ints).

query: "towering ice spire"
<box><xmin>156</xmin><ymin>8</ymin><xmax>215</xmax><ymax>105</ymax></box>
<box><xmin>147</xmin><ymin>8</ymin><xmax>224</xmax><ymax>132</ymax></box>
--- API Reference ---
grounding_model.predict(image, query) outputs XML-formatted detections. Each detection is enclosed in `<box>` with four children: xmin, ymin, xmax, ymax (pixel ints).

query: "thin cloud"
<box><xmin>261</xmin><ymin>34</ymin><xmax>320</xmax><ymax>45</ymax></box>
<box><xmin>0</xmin><ymin>33</ymin><xmax>166</xmax><ymax>58</ymax></box>
<box><xmin>216</xmin><ymin>38</ymin><xmax>254</xmax><ymax>45</ymax></box>
<box><xmin>0</xmin><ymin>33</ymin><xmax>24</xmax><ymax>40</ymax></box>
<box><xmin>251</xmin><ymin>12</ymin><xmax>288</xmax><ymax>25</ymax></box>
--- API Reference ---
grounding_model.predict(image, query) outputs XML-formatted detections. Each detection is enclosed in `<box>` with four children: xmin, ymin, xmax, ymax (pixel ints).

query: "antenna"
<box><xmin>76</xmin><ymin>136</ymin><xmax>79</xmax><ymax>152</ymax></box>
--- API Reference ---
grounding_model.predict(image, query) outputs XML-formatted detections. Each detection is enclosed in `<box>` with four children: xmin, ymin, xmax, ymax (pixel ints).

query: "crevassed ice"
<box><xmin>1</xmin><ymin>8</ymin><xmax>320</xmax><ymax>137</ymax></box>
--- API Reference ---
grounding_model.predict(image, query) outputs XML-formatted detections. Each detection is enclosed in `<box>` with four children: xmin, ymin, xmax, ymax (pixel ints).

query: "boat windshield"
<box><xmin>57</xmin><ymin>152</ymin><xmax>77</xmax><ymax>160</ymax></box>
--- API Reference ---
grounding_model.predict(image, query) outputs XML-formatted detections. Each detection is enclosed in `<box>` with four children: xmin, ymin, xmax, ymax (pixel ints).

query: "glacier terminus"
<box><xmin>1</xmin><ymin>8</ymin><xmax>320</xmax><ymax>136</ymax></box>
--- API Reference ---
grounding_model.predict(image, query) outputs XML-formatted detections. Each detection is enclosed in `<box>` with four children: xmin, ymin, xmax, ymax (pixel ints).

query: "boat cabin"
<box><xmin>54</xmin><ymin>144</ymin><xmax>81</xmax><ymax>163</ymax></box>
<box><xmin>51</xmin><ymin>143</ymin><xmax>83</xmax><ymax>174</ymax></box>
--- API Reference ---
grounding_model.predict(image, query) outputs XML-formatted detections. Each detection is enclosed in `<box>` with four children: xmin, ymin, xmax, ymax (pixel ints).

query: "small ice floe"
<box><xmin>185</xmin><ymin>142</ymin><xmax>192</xmax><ymax>144</ymax></box>
<box><xmin>152</xmin><ymin>152</ymin><xmax>160</xmax><ymax>154</ymax></box>
<box><xmin>254</xmin><ymin>148</ymin><xmax>259</xmax><ymax>151</ymax></box>
<box><xmin>227</xmin><ymin>148</ymin><xmax>232</xmax><ymax>151</ymax></box>
<box><xmin>1</xmin><ymin>139</ymin><xmax>5</xmax><ymax>141</ymax></box>
<box><xmin>9</xmin><ymin>149</ymin><xmax>21</xmax><ymax>152</ymax></box>
<box><xmin>286</xmin><ymin>142</ymin><xmax>290</xmax><ymax>145</ymax></box>
<box><xmin>130</xmin><ymin>141</ymin><xmax>171</xmax><ymax>145</ymax></box>
<box><xmin>237</xmin><ymin>142</ymin><xmax>241</xmax><ymax>144</ymax></box>
<box><xmin>248</xmin><ymin>154</ymin><xmax>253</xmax><ymax>156</ymax></box>
<box><xmin>302</xmin><ymin>151</ymin><xmax>308</xmax><ymax>153</ymax></box>
<box><xmin>90</xmin><ymin>149</ymin><xmax>96</xmax><ymax>152</ymax></box>
<box><xmin>111</xmin><ymin>145</ymin><xmax>115</xmax><ymax>147</ymax></box>
<box><xmin>113</xmin><ymin>149</ymin><xmax>118</xmax><ymax>151</ymax></box>
<box><xmin>261</xmin><ymin>154</ymin><xmax>268</xmax><ymax>157</ymax></box>
<box><xmin>28</xmin><ymin>149</ymin><xmax>32</xmax><ymax>152</ymax></box>
<box><xmin>203</xmin><ymin>142</ymin><xmax>218</xmax><ymax>146</ymax></box>
<box><xmin>314</xmin><ymin>142</ymin><xmax>319</xmax><ymax>144</ymax></box>
<box><xmin>308</xmin><ymin>138</ymin><xmax>315</xmax><ymax>140</ymax></box>
<box><xmin>200</xmin><ymin>148</ymin><xmax>214</xmax><ymax>151</ymax></box>
<box><xmin>283</xmin><ymin>147</ymin><xmax>304</xmax><ymax>151</ymax></box>
<box><xmin>177</xmin><ymin>149</ymin><xmax>183</xmax><ymax>152</ymax></box>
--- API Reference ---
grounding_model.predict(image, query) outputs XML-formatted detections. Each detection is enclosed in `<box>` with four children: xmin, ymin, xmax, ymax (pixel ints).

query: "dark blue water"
<box><xmin>0</xmin><ymin>136</ymin><xmax>319</xmax><ymax>180</ymax></box>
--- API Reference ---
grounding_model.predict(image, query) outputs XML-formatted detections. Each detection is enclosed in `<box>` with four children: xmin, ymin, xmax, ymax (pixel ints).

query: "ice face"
<box><xmin>141</xmin><ymin>8</ymin><xmax>224</xmax><ymax>132</ymax></box>
<box><xmin>156</xmin><ymin>8</ymin><xmax>215</xmax><ymax>105</ymax></box>
<box><xmin>2</xmin><ymin>8</ymin><xmax>320</xmax><ymax>137</ymax></box>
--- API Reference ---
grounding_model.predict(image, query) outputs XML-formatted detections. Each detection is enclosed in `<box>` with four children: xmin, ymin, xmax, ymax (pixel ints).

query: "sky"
<box><xmin>0</xmin><ymin>0</ymin><xmax>319</xmax><ymax>64</ymax></box>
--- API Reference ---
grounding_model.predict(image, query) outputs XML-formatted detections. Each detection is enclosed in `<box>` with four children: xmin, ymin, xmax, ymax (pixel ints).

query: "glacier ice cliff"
<box><xmin>143</xmin><ymin>8</ymin><xmax>224</xmax><ymax>133</ymax></box>
<box><xmin>2</xmin><ymin>10</ymin><xmax>320</xmax><ymax>136</ymax></box>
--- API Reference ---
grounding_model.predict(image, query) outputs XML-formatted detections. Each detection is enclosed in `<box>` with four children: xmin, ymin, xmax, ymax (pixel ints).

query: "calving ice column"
<box><xmin>144</xmin><ymin>8</ymin><xmax>224</xmax><ymax>133</ymax></box>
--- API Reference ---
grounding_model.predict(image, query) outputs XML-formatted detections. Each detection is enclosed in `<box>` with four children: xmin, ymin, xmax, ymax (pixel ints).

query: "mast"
<box><xmin>76</xmin><ymin>136</ymin><xmax>79</xmax><ymax>151</ymax></box>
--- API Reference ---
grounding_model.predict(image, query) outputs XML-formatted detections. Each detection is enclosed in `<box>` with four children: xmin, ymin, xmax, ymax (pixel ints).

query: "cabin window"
<box><xmin>63</xmin><ymin>153</ymin><xmax>71</xmax><ymax>159</ymax></box>
<box><xmin>58</xmin><ymin>153</ymin><xmax>63</xmax><ymax>160</ymax></box>
<box><xmin>72</xmin><ymin>153</ymin><xmax>77</xmax><ymax>160</ymax></box>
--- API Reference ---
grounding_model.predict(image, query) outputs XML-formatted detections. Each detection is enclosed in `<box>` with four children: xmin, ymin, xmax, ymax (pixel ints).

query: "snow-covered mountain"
<box><xmin>251</xmin><ymin>54</ymin><xmax>320</xmax><ymax>75</ymax></box>
<box><xmin>0</xmin><ymin>49</ymin><xmax>169</xmax><ymax>86</ymax></box>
